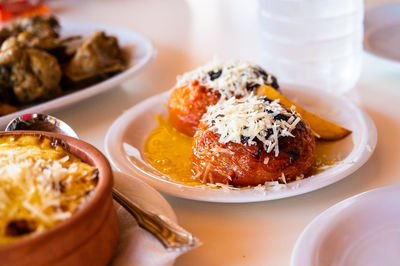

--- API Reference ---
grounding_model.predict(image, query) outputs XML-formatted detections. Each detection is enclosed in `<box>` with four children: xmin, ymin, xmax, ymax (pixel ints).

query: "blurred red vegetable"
<box><xmin>0</xmin><ymin>0</ymin><xmax>50</xmax><ymax>22</ymax></box>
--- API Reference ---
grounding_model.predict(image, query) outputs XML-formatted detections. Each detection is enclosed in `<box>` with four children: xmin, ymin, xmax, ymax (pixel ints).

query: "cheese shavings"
<box><xmin>175</xmin><ymin>59</ymin><xmax>278</xmax><ymax>100</ymax></box>
<box><xmin>0</xmin><ymin>136</ymin><xmax>97</xmax><ymax>244</ymax></box>
<box><xmin>204</xmin><ymin>94</ymin><xmax>301</xmax><ymax>156</ymax></box>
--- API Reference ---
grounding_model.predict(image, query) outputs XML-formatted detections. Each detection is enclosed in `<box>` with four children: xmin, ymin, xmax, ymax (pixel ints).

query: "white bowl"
<box><xmin>291</xmin><ymin>184</ymin><xmax>400</xmax><ymax>266</ymax></box>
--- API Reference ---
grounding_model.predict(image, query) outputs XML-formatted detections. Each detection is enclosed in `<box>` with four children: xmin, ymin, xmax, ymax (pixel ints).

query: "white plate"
<box><xmin>364</xmin><ymin>3</ymin><xmax>400</xmax><ymax>66</ymax></box>
<box><xmin>105</xmin><ymin>85</ymin><xmax>377</xmax><ymax>202</ymax></box>
<box><xmin>291</xmin><ymin>184</ymin><xmax>400</xmax><ymax>266</ymax></box>
<box><xmin>111</xmin><ymin>170</ymin><xmax>178</xmax><ymax>266</ymax></box>
<box><xmin>0</xmin><ymin>20</ymin><xmax>155</xmax><ymax>127</ymax></box>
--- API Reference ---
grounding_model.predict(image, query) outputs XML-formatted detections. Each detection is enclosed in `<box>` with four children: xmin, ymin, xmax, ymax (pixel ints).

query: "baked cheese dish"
<box><xmin>0</xmin><ymin>135</ymin><xmax>98</xmax><ymax>244</ymax></box>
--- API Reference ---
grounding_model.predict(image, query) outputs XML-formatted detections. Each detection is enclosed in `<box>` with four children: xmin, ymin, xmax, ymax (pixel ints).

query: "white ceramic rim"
<box><xmin>363</xmin><ymin>3</ymin><xmax>400</xmax><ymax>66</ymax></box>
<box><xmin>105</xmin><ymin>85</ymin><xmax>377</xmax><ymax>203</ymax></box>
<box><xmin>290</xmin><ymin>184</ymin><xmax>400</xmax><ymax>266</ymax></box>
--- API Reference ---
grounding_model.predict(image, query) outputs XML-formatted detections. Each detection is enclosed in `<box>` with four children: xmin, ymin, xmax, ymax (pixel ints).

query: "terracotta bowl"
<box><xmin>0</xmin><ymin>131</ymin><xmax>119</xmax><ymax>266</ymax></box>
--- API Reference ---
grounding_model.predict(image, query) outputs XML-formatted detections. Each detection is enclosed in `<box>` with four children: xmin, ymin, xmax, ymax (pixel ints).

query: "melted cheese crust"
<box><xmin>0</xmin><ymin>135</ymin><xmax>97</xmax><ymax>244</ymax></box>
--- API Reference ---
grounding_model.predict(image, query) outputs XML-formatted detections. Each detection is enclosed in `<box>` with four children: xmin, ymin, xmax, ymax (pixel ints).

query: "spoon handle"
<box><xmin>112</xmin><ymin>188</ymin><xmax>199</xmax><ymax>252</ymax></box>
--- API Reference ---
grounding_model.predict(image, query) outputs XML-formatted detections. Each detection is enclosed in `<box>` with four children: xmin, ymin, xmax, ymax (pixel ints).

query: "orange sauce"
<box><xmin>144</xmin><ymin>115</ymin><xmax>203</xmax><ymax>186</ymax></box>
<box><xmin>313</xmin><ymin>140</ymin><xmax>337</xmax><ymax>174</ymax></box>
<box><xmin>144</xmin><ymin>116</ymin><xmax>337</xmax><ymax>186</ymax></box>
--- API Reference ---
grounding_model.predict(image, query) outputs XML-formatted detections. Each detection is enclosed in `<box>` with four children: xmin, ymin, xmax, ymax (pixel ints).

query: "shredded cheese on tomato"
<box><xmin>175</xmin><ymin>59</ymin><xmax>278</xmax><ymax>100</ymax></box>
<box><xmin>204</xmin><ymin>94</ymin><xmax>301</xmax><ymax>156</ymax></box>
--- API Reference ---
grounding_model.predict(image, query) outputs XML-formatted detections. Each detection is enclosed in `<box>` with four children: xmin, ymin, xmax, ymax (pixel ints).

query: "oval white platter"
<box><xmin>0</xmin><ymin>20</ymin><xmax>155</xmax><ymax>127</ymax></box>
<box><xmin>291</xmin><ymin>184</ymin><xmax>400</xmax><ymax>266</ymax></box>
<box><xmin>105</xmin><ymin>85</ymin><xmax>377</xmax><ymax>203</ymax></box>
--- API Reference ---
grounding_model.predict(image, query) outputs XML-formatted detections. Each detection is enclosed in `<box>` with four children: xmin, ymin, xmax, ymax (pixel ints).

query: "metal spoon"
<box><xmin>5</xmin><ymin>113</ymin><xmax>199</xmax><ymax>252</ymax></box>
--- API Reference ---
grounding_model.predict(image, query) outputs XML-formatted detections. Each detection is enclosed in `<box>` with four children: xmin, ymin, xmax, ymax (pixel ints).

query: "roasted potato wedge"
<box><xmin>256</xmin><ymin>85</ymin><xmax>351</xmax><ymax>141</ymax></box>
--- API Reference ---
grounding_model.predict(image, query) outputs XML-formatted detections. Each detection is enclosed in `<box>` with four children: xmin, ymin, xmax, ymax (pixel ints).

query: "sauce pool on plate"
<box><xmin>144</xmin><ymin>116</ymin><xmax>337</xmax><ymax>187</ymax></box>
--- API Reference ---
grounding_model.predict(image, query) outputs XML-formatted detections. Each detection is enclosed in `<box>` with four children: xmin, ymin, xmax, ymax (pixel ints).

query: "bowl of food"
<box><xmin>0</xmin><ymin>131</ymin><xmax>118</xmax><ymax>265</ymax></box>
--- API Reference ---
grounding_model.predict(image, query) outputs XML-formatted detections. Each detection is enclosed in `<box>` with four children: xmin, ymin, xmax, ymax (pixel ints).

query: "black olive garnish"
<box><xmin>274</xmin><ymin>114</ymin><xmax>290</xmax><ymax>121</ymax></box>
<box><xmin>245</xmin><ymin>83</ymin><xmax>259</xmax><ymax>91</ymax></box>
<box><xmin>270</xmin><ymin>76</ymin><xmax>279</xmax><ymax>89</ymax></box>
<box><xmin>253</xmin><ymin>66</ymin><xmax>280</xmax><ymax>90</ymax></box>
<box><xmin>262</xmin><ymin>97</ymin><xmax>272</xmax><ymax>103</ymax></box>
<box><xmin>254</xmin><ymin>67</ymin><xmax>268</xmax><ymax>78</ymax></box>
<box><xmin>208</xmin><ymin>69</ymin><xmax>222</xmax><ymax>80</ymax></box>
<box><xmin>241</xmin><ymin>135</ymin><xmax>250</xmax><ymax>144</ymax></box>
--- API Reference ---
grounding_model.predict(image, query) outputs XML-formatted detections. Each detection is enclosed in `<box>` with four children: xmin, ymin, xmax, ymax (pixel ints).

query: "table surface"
<box><xmin>49</xmin><ymin>0</ymin><xmax>400</xmax><ymax>265</ymax></box>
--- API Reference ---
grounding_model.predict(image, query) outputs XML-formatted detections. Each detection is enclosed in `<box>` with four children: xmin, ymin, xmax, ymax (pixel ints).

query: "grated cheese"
<box><xmin>175</xmin><ymin>59</ymin><xmax>279</xmax><ymax>100</ymax></box>
<box><xmin>279</xmin><ymin>173</ymin><xmax>287</xmax><ymax>184</ymax></box>
<box><xmin>203</xmin><ymin>94</ymin><xmax>301</xmax><ymax>156</ymax></box>
<box><xmin>0</xmin><ymin>136</ymin><xmax>97</xmax><ymax>244</ymax></box>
